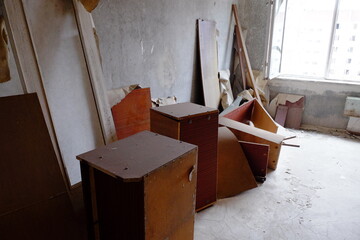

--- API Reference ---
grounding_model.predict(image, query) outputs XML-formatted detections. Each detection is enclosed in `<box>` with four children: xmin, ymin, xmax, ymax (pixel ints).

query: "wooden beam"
<box><xmin>72</xmin><ymin>0</ymin><xmax>117</xmax><ymax>144</ymax></box>
<box><xmin>232</xmin><ymin>4</ymin><xmax>261</xmax><ymax>104</ymax></box>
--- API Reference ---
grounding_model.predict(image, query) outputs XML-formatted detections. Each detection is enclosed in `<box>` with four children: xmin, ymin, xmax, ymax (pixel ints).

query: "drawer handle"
<box><xmin>188</xmin><ymin>166</ymin><xmax>195</xmax><ymax>182</ymax></box>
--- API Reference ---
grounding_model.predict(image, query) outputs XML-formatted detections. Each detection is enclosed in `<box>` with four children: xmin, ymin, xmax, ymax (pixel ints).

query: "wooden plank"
<box><xmin>274</xmin><ymin>105</ymin><xmax>288</xmax><ymax>126</ymax></box>
<box><xmin>3</xmin><ymin>0</ymin><xmax>69</xmax><ymax>189</ymax></box>
<box><xmin>72</xmin><ymin>0</ymin><xmax>117</xmax><ymax>144</ymax></box>
<box><xmin>111</xmin><ymin>88</ymin><xmax>151</xmax><ymax>140</ymax></box>
<box><xmin>232</xmin><ymin>4</ymin><xmax>261</xmax><ymax>104</ymax></box>
<box><xmin>239</xmin><ymin>141</ymin><xmax>269</xmax><ymax>182</ymax></box>
<box><xmin>217</xmin><ymin>127</ymin><xmax>257</xmax><ymax>199</ymax></box>
<box><xmin>198</xmin><ymin>19</ymin><xmax>221</xmax><ymax>109</ymax></box>
<box><xmin>252</xmin><ymin>99</ymin><xmax>278</xmax><ymax>132</ymax></box>
<box><xmin>0</xmin><ymin>93</ymin><xmax>67</xmax><ymax>215</ymax></box>
<box><xmin>144</xmin><ymin>149</ymin><xmax>197</xmax><ymax>240</ymax></box>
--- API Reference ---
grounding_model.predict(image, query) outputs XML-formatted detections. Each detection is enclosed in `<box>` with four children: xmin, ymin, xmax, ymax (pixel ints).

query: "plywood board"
<box><xmin>274</xmin><ymin>105</ymin><xmax>288</xmax><ymax>126</ymax></box>
<box><xmin>217</xmin><ymin>127</ymin><xmax>257</xmax><ymax>199</ymax></box>
<box><xmin>223</xmin><ymin>99</ymin><xmax>278</xmax><ymax>133</ymax></box>
<box><xmin>219</xmin><ymin>117</ymin><xmax>284</xmax><ymax>169</ymax></box>
<box><xmin>198</xmin><ymin>19</ymin><xmax>220</xmax><ymax>109</ymax></box>
<box><xmin>111</xmin><ymin>88</ymin><xmax>151</xmax><ymax>140</ymax></box>
<box><xmin>0</xmin><ymin>93</ymin><xmax>66</xmax><ymax>215</ymax></box>
<box><xmin>239</xmin><ymin>141</ymin><xmax>269</xmax><ymax>181</ymax></box>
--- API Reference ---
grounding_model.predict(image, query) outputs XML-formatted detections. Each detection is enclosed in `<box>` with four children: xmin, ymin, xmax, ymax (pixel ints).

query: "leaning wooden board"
<box><xmin>198</xmin><ymin>19</ymin><xmax>221</xmax><ymax>109</ymax></box>
<box><xmin>77</xmin><ymin>131</ymin><xmax>198</xmax><ymax>240</ymax></box>
<box><xmin>219</xmin><ymin>117</ymin><xmax>284</xmax><ymax>170</ymax></box>
<box><xmin>111</xmin><ymin>88</ymin><xmax>151</xmax><ymax>140</ymax></box>
<box><xmin>151</xmin><ymin>102</ymin><xmax>218</xmax><ymax>211</ymax></box>
<box><xmin>0</xmin><ymin>93</ymin><xmax>80</xmax><ymax>240</ymax></box>
<box><xmin>217</xmin><ymin>127</ymin><xmax>257</xmax><ymax>199</ymax></box>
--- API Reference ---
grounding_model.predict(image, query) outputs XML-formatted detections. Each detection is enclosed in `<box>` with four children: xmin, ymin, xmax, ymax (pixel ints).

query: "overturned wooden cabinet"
<box><xmin>77</xmin><ymin>131</ymin><xmax>198</xmax><ymax>240</ymax></box>
<box><xmin>150</xmin><ymin>102</ymin><xmax>218</xmax><ymax>210</ymax></box>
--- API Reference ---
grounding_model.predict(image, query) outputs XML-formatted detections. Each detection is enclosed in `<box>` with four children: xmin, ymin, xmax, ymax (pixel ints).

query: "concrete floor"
<box><xmin>194</xmin><ymin>128</ymin><xmax>360</xmax><ymax>240</ymax></box>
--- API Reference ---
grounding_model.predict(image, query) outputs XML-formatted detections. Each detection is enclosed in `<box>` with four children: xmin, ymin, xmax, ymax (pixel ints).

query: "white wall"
<box><xmin>92</xmin><ymin>0</ymin><xmax>243</xmax><ymax>104</ymax></box>
<box><xmin>21</xmin><ymin>0</ymin><xmax>104</xmax><ymax>185</ymax></box>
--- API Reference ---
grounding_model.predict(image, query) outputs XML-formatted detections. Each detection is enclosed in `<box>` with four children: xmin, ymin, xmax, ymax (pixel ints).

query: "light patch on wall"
<box><xmin>157</xmin><ymin>47</ymin><xmax>176</xmax><ymax>92</ymax></box>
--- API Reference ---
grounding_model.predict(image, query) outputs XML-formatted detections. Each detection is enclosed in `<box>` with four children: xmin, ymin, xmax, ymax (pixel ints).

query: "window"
<box><xmin>267</xmin><ymin>0</ymin><xmax>360</xmax><ymax>82</ymax></box>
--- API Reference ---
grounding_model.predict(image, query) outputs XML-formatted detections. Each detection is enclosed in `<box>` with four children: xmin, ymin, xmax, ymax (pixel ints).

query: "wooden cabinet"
<box><xmin>77</xmin><ymin>131</ymin><xmax>198</xmax><ymax>240</ymax></box>
<box><xmin>150</xmin><ymin>102</ymin><xmax>218</xmax><ymax>210</ymax></box>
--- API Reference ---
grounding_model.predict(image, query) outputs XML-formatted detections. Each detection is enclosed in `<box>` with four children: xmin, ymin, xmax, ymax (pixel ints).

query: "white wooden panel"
<box><xmin>344</xmin><ymin>97</ymin><xmax>360</xmax><ymax>117</ymax></box>
<box><xmin>22</xmin><ymin>0</ymin><xmax>104</xmax><ymax>185</ymax></box>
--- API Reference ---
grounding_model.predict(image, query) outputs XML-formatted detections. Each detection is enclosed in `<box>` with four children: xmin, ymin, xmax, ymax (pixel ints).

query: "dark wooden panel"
<box><xmin>111</xmin><ymin>88</ymin><xmax>151</xmax><ymax>140</ymax></box>
<box><xmin>0</xmin><ymin>194</ymin><xmax>81</xmax><ymax>240</ymax></box>
<box><xmin>94</xmin><ymin>169</ymin><xmax>144</xmax><ymax>240</ymax></box>
<box><xmin>77</xmin><ymin>131</ymin><xmax>197</xmax><ymax>181</ymax></box>
<box><xmin>239</xmin><ymin>141</ymin><xmax>269</xmax><ymax>181</ymax></box>
<box><xmin>151</xmin><ymin>102</ymin><xmax>218</xmax><ymax>120</ymax></box>
<box><xmin>180</xmin><ymin>113</ymin><xmax>218</xmax><ymax>210</ymax></box>
<box><xmin>217</xmin><ymin>127</ymin><xmax>257</xmax><ymax>199</ymax></box>
<box><xmin>0</xmin><ymin>93</ymin><xmax>66</xmax><ymax>214</ymax></box>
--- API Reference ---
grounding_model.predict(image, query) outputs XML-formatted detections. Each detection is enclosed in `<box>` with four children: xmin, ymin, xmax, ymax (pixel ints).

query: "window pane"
<box><xmin>327</xmin><ymin>0</ymin><xmax>360</xmax><ymax>81</ymax></box>
<box><xmin>281</xmin><ymin>0</ymin><xmax>336</xmax><ymax>78</ymax></box>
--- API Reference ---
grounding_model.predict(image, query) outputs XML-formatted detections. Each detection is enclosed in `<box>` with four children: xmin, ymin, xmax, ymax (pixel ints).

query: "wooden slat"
<box><xmin>144</xmin><ymin>149</ymin><xmax>197</xmax><ymax>240</ymax></box>
<box><xmin>232</xmin><ymin>4</ymin><xmax>261</xmax><ymax>104</ymax></box>
<box><xmin>198</xmin><ymin>19</ymin><xmax>221</xmax><ymax>109</ymax></box>
<box><xmin>72</xmin><ymin>0</ymin><xmax>117</xmax><ymax>144</ymax></box>
<box><xmin>217</xmin><ymin>127</ymin><xmax>257</xmax><ymax>199</ymax></box>
<box><xmin>111</xmin><ymin>88</ymin><xmax>151</xmax><ymax>140</ymax></box>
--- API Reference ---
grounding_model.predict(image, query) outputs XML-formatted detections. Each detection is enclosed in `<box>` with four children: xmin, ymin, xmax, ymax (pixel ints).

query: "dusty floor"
<box><xmin>194</xmin><ymin>128</ymin><xmax>360</xmax><ymax>240</ymax></box>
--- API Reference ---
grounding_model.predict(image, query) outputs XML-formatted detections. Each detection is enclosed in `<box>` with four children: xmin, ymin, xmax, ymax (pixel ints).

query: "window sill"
<box><xmin>274</xmin><ymin>75</ymin><xmax>360</xmax><ymax>86</ymax></box>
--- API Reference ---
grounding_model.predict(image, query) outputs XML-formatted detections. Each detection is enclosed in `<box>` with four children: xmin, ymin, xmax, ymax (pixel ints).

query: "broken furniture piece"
<box><xmin>77</xmin><ymin>131</ymin><xmax>198</xmax><ymax>240</ymax></box>
<box><xmin>221</xmin><ymin>99</ymin><xmax>285</xmax><ymax>170</ymax></box>
<box><xmin>239</xmin><ymin>141</ymin><xmax>269</xmax><ymax>183</ymax></box>
<box><xmin>150</xmin><ymin>102</ymin><xmax>218</xmax><ymax>211</ymax></box>
<box><xmin>217</xmin><ymin>127</ymin><xmax>257</xmax><ymax>199</ymax></box>
<box><xmin>0</xmin><ymin>93</ymin><xmax>81</xmax><ymax>240</ymax></box>
<box><xmin>108</xmin><ymin>85</ymin><xmax>151</xmax><ymax>140</ymax></box>
<box><xmin>269</xmin><ymin>93</ymin><xmax>305</xmax><ymax>129</ymax></box>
